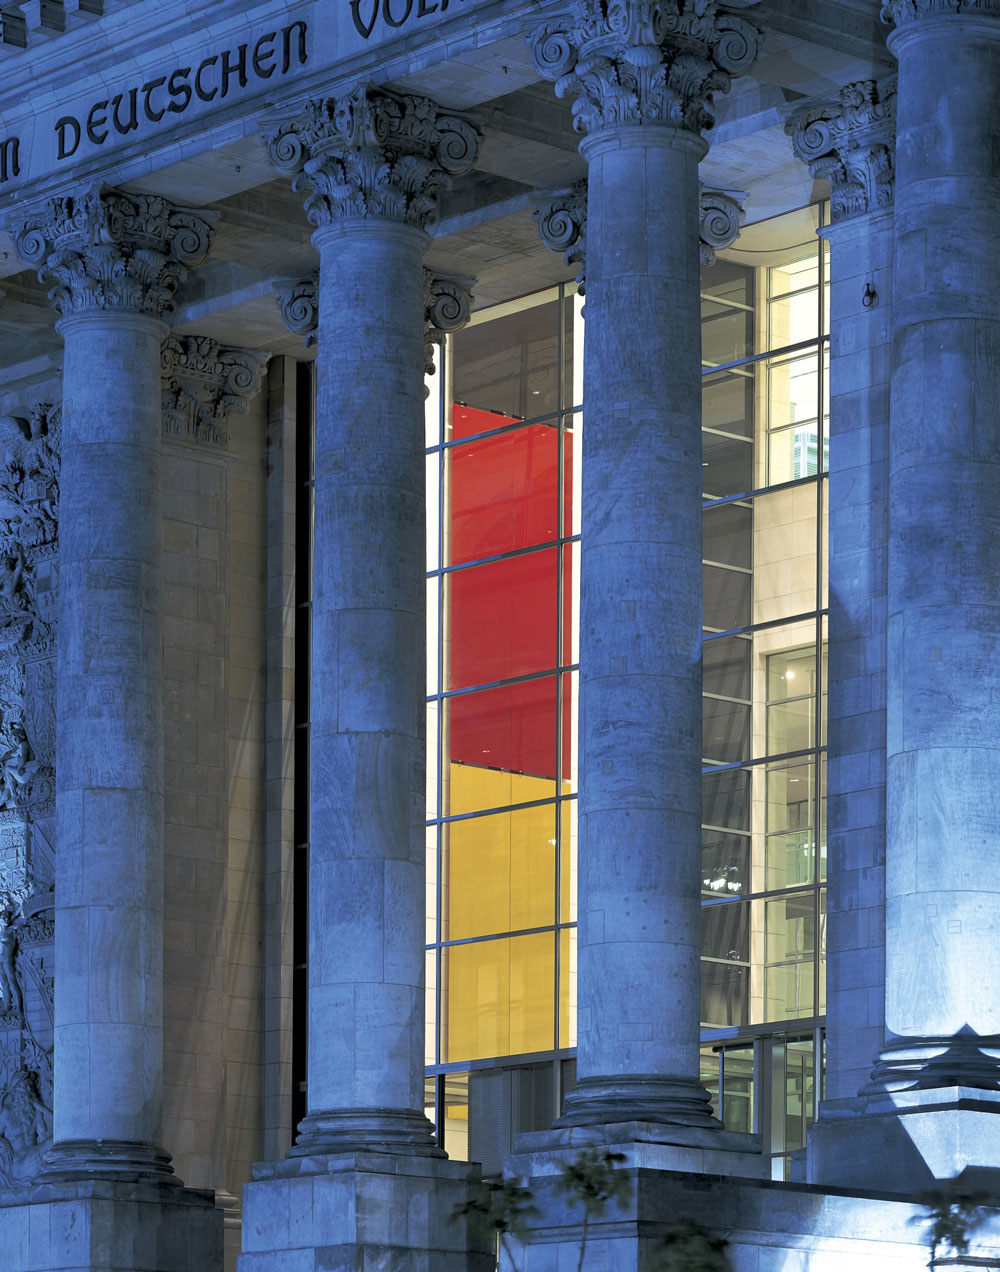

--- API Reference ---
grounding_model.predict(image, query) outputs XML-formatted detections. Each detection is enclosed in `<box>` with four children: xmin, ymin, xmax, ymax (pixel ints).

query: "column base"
<box><xmin>807</xmin><ymin>1089</ymin><xmax>1000</xmax><ymax>1193</ymax></box>
<box><xmin>0</xmin><ymin>1176</ymin><xmax>221</xmax><ymax>1272</ymax></box>
<box><xmin>39</xmin><ymin>1139</ymin><xmax>181</xmax><ymax>1186</ymax></box>
<box><xmin>239</xmin><ymin>1149</ymin><xmax>493</xmax><ymax>1272</ymax></box>
<box><xmin>288</xmin><ymin>1106</ymin><xmax>443</xmax><ymax>1157</ymax></box>
<box><xmin>865</xmin><ymin>1033</ymin><xmax>1000</xmax><ymax>1094</ymax></box>
<box><xmin>555</xmin><ymin>1073</ymin><xmax>719</xmax><ymax>1130</ymax></box>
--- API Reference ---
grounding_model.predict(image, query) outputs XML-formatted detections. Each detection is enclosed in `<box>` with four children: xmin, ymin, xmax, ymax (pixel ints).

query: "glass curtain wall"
<box><xmin>417</xmin><ymin>204</ymin><xmax>829</xmax><ymax>1174</ymax></box>
<box><xmin>698</xmin><ymin>204</ymin><xmax>830</xmax><ymax>1178</ymax></box>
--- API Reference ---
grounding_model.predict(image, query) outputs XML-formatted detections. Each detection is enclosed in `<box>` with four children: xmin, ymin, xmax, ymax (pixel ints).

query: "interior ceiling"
<box><xmin>0</xmin><ymin>7</ymin><xmax>894</xmax><ymax>391</ymax></box>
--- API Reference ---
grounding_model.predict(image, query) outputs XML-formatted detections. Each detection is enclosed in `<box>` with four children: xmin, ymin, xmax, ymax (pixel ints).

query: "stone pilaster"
<box><xmin>240</xmin><ymin>86</ymin><xmax>490</xmax><ymax>1272</ymax></box>
<box><xmin>0</xmin><ymin>186</ymin><xmax>222</xmax><ymax>1272</ymax></box>
<box><xmin>786</xmin><ymin>78</ymin><xmax>895</xmax><ymax>1114</ymax></box>
<box><xmin>527</xmin><ymin>0</ymin><xmax>762</xmax><ymax>1135</ymax></box>
<box><xmin>160</xmin><ymin>335</ymin><xmax>268</xmax><ymax>449</ymax></box>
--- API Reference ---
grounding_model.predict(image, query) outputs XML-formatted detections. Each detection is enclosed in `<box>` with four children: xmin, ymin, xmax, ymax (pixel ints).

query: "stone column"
<box><xmin>529</xmin><ymin>0</ymin><xmax>761</xmax><ymax>1130</ymax></box>
<box><xmin>871</xmin><ymin>0</ymin><xmax>1000</xmax><ymax>1164</ymax></box>
<box><xmin>240</xmin><ymin>86</ymin><xmax>490</xmax><ymax>1272</ymax></box>
<box><xmin>13</xmin><ymin>189</ymin><xmax>215</xmax><ymax>1182</ymax></box>
<box><xmin>786</xmin><ymin>79</ymin><xmax>895</xmax><ymax>1109</ymax></box>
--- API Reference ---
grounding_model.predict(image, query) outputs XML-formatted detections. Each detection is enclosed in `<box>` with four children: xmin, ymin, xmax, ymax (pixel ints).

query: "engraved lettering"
<box><xmin>384</xmin><ymin>0</ymin><xmax>413</xmax><ymax>26</ymax></box>
<box><xmin>0</xmin><ymin>136</ymin><xmax>19</xmax><ymax>183</ymax></box>
<box><xmin>55</xmin><ymin>116</ymin><xmax>80</xmax><ymax>160</ymax></box>
<box><xmin>142</xmin><ymin>77</ymin><xmax>166</xmax><ymax>123</ymax></box>
<box><xmin>418</xmin><ymin>0</ymin><xmax>439</xmax><ymax>13</ymax></box>
<box><xmin>252</xmin><ymin>31</ymin><xmax>277</xmax><ymax>79</ymax></box>
<box><xmin>86</xmin><ymin>100</ymin><xmax>108</xmax><ymax>145</ymax></box>
<box><xmin>351</xmin><ymin>0</ymin><xmax>378</xmax><ymax>37</ymax></box>
<box><xmin>282</xmin><ymin>20</ymin><xmax>307</xmax><ymax>72</ymax></box>
<box><xmin>221</xmin><ymin>43</ymin><xmax>248</xmax><ymax>98</ymax></box>
<box><xmin>111</xmin><ymin>87</ymin><xmax>139</xmax><ymax>135</ymax></box>
<box><xmin>167</xmin><ymin>66</ymin><xmax>192</xmax><ymax>114</ymax></box>
<box><xmin>195</xmin><ymin>55</ymin><xmax>218</xmax><ymax>103</ymax></box>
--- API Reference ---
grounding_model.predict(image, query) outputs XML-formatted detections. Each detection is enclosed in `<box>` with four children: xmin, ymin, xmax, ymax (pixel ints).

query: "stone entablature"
<box><xmin>529</xmin><ymin>0</ymin><xmax>763</xmax><ymax>136</ymax></box>
<box><xmin>881</xmin><ymin>0</ymin><xmax>1000</xmax><ymax>26</ymax></box>
<box><xmin>786</xmin><ymin>79</ymin><xmax>896</xmax><ymax>222</ymax></box>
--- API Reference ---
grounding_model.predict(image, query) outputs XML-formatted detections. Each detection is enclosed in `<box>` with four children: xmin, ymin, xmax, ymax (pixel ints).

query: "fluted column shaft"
<box><xmin>876</xmin><ymin>6</ymin><xmax>1000</xmax><ymax>1086</ymax></box>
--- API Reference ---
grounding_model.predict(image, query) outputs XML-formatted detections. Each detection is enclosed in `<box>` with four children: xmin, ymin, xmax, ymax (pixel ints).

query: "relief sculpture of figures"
<box><xmin>0</xmin><ymin>716</ymin><xmax>41</xmax><ymax>812</ymax></box>
<box><xmin>0</xmin><ymin>898</ymin><xmax>24</xmax><ymax>1022</ymax></box>
<box><xmin>0</xmin><ymin>1065</ymin><xmax>51</xmax><ymax>1190</ymax></box>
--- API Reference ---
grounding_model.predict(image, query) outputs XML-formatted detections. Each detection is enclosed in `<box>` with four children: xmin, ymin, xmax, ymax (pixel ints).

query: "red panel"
<box><xmin>449</xmin><ymin>679</ymin><xmax>557</xmax><ymax>779</ymax></box>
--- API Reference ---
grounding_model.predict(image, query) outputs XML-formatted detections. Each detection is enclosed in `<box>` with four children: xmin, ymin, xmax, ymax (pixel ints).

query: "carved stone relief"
<box><xmin>0</xmin><ymin>404</ymin><xmax>57</xmax><ymax>1195</ymax></box>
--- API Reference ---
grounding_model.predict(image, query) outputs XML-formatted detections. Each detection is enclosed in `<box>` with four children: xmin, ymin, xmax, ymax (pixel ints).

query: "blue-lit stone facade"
<box><xmin>0</xmin><ymin>0</ymin><xmax>995</xmax><ymax>1269</ymax></box>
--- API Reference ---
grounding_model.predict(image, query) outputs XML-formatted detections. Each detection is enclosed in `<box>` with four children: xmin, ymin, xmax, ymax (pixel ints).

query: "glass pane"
<box><xmin>447</xmin><ymin>548</ymin><xmax>559</xmax><ymax>689</ymax></box>
<box><xmin>766</xmin><ymin>761</ymin><xmax>815</xmax><ymax>835</ymax></box>
<box><xmin>721</xmin><ymin>1046</ymin><xmax>754</xmax><ymax>1134</ymax></box>
<box><xmin>701</xmin><ymin>258</ymin><xmax>754</xmax><ymax>367</ymax></box>
<box><xmin>704</xmin><ymin>635</ymin><xmax>751</xmax><ymax>701</ymax></box>
<box><xmin>560</xmin><ymin>796</ymin><xmax>578</xmax><ymax>923</ymax></box>
<box><xmin>752</xmin><ymin>484</ymin><xmax>818</xmax><ymax>626</ymax></box>
<box><xmin>443</xmin><ymin>806</ymin><xmax>557</xmax><ymax>941</ymax></box>
<box><xmin>765</xmin><ymin>892</ymin><xmax>816</xmax><ymax>1021</ymax></box>
<box><xmin>702</xmin><ymin>828</ymin><xmax>750</xmax><ymax>898</ymax></box>
<box><xmin>446</xmin><ymin>678</ymin><xmax>559</xmax><ymax>816</ymax></box>
<box><xmin>766</xmin><ymin>698</ymin><xmax>814</xmax><ymax>756</ymax></box>
<box><xmin>785</xmin><ymin>1040</ymin><xmax>815</xmax><ymax>1153</ymax></box>
<box><xmin>426</xmin><ymin>950</ymin><xmax>437</xmax><ymax>1067</ymax></box>
<box><xmin>559</xmin><ymin>926</ymin><xmax>577</xmax><ymax>1048</ymax></box>
<box><xmin>700</xmin><ymin>1045</ymin><xmax>720</xmax><ymax>1118</ymax></box>
<box><xmin>704</xmin><ymin>563</ymin><xmax>751</xmax><ymax>632</ymax></box>
<box><xmin>703</xmin><ymin>367</ymin><xmax>753</xmax><ymax>438</ymax></box>
<box><xmin>703</xmin><ymin>502</ymin><xmax>752</xmax><ymax>569</ymax></box>
<box><xmin>766</xmin><ymin>353</ymin><xmax>821</xmax><ymax>484</ymax></box>
<box><xmin>765</xmin><ymin>830</ymin><xmax>815</xmax><ymax>890</ymax></box>
<box><xmin>703</xmin><ymin>696</ymin><xmax>750</xmax><ymax>766</ymax></box>
<box><xmin>702</xmin><ymin>429</ymin><xmax>753</xmax><ymax>500</ymax></box>
<box><xmin>447</xmin><ymin>421</ymin><xmax>562</xmax><ymax>565</ymax></box>
<box><xmin>443</xmin><ymin>1071</ymin><xmax>470</xmax><ymax>1161</ymax></box>
<box><xmin>703</xmin><ymin>766</ymin><xmax>750</xmax><ymax>833</ymax></box>
<box><xmin>767</xmin><ymin>648</ymin><xmax>817</xmax><ymax>701</ymax></box>
<box><xmin>442</xmin><ymin>933</ymin><xmax>555</xmax><ymax>1062</ymax></box>
<box><xmin>452</xmin><ymin>295</ymin><xmax>562</xmax><ymax>421</ymax></box>
<box><xmin>701</xmin><ymin>901</ymin><xmax>749</xmax><ymax>1028</ymax></box>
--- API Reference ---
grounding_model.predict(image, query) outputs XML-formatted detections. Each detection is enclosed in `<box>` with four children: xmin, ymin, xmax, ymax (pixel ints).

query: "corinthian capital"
<box><xmin>12</xmin><ymin>188</ymin><xmax>216</xmax><ymax>320</ymax></box>
<box><xmin>535</xmin><ymin>182</ymin><xmax>588</xmax><ymax>293</ymax></box>
<box><xmin>424</xmin><ymin>271</ymin><xmax>475</xmax><ymax>375</ymax></box>
<box><xmin>529</xmin><ymin>0</ymin><xmax>762</xmax><ymax>137</ymax></box>
<box><xmin>881</xmin><ymin>0</ymin><xmax>1000</xmax><ymax>27</ymax></box>
<box><xmin>160</xmin><ymin>336</ymin><xmax>269</xmax><ymax>449</ymax></box>
<box><xmin>699</xmin><ymin>188</ymin><xmax>747</xmax><ymax>263</ymax></box>
<box><xmin>263</xmin><ymin>86</ymin><xmax>482</xmax><ymax>231</ymax></box>
<box><xmin>786</xmin><ymin>79</ymin><xmax>896</xmax><ymax>222</ymax></box>
<box><xmin>274</xmin><ymin>272</ymin><xmax>319</xmax><ymax>346</ymax></box>
<box><xmin>534</xmin><ymin>180</ymin><xmax>746</xmax><ymax>283</ymax></box>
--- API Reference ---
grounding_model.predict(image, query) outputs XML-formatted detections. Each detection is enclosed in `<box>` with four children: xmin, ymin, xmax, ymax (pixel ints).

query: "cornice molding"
<box><xmin>786</xmin><ymin>78</ymin><xmax>896</xmax><ymax>221</ymax></box>
<box><xmin>263</xmin><ymin>85</ymin><xmax>482</xmax><ymax>231</ymax></box>
<box><xmin>882</xmin><ymin>0</ymin><xmax>1000</xmax><ymax>27</ymax></box>
<box><xmin>11</xmin><ymin>187</ymin><xmax>215</xmax><ymax>319</ymax></box>
<box><xmin>528</xmin><ymin>0</ymin><xmax>763</xmax><ymax>137</ymax></box>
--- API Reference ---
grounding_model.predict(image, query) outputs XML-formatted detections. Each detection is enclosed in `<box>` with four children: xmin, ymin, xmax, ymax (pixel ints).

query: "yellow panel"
<box><xmin>559</xmin><ymin>926</ymin><xmax>577</xmax><ymax>1049</ymax></box>
<box><xmin>444</xmin><ymin>767</ymin><xmax>556</xmax><ymax>941</ymax></box>
<box><xmin>443</xmin><ymin>934</ymin><xmax>555</xmax><ymax>1063</ymax></box>
<box><xmin>448</xmin><ymin>761</ymin><xmax>555</xmax><ymax>817</ymax></box>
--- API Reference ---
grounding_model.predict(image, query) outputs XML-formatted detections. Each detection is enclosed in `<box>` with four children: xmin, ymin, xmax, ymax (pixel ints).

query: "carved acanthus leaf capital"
<box><xmin>12</xmin><ymin>188</ymin><xmax>216</xmax><ymax>320</ymax></box>
<box><xmin>881</xmin><ymin>0</ymin><xmax>1000</xmax><ymax>27</ymax></box>
<box><xmin>534</xmin><ymin>182</ymin><xmax>589</xmax><ymax>293</ymax></box>
<box><xmin>263</xmin><ymin>86</ymin><xmax>482</xmax><ymax>230</ymax></box>
<box><xmin>424</xmin><ymin>271</ymin><xmax>475</xmax><ymax>375</ymax></box>
<box><xmin>786</xmin><ymin>78</ymin><xmax>897</xmax><ymax>222</ymax></box>
<box><xmin>534</xmin><ymin>180</ymin><xmax>747</xmax><ymax>281</ymax></box>
<box><xmin>699</xmin><ymin>188</ymin><xmax>747</xmax><ymax>263</ymax></box>
<box><xmin>274</xmin><ymin>273</ymin><xmax>319</xmax><ymax>346</ymax></box>
<box><xmin>160</xmin><ymin>336</ymin><xmax>269</xmax><ymax>449</ymax></box>
<box><xmin>529</xmin><ymin>1</ymin><xmax>762</xmax><ymax>137</ymax></box>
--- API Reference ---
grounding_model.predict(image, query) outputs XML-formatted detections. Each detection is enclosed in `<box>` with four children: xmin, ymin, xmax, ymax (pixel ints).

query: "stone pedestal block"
<box><xmin>808</xmin><ymin>1090</ymin><xmax>1000</xmax><ymax>1195</ymax></box>
<box><xmin>238</xmin><ymin>1152</ymin><xmax>493</xmax><ymax>1272</ymax></box>
<box><xmin>0</xmin><ymin>1179</ymin><xmax>221</xmax><ymax>1272</ymax></box>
